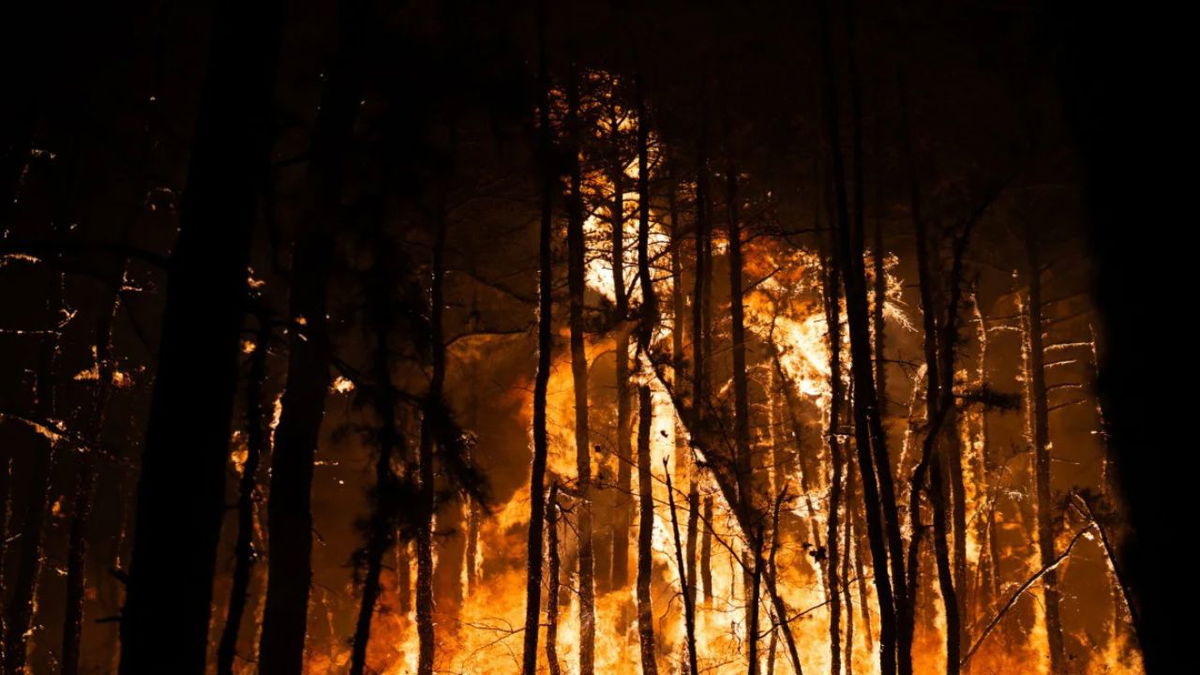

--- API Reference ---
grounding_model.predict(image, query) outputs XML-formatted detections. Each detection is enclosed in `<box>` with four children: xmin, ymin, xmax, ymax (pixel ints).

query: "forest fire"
<box><xmin>0</xmin><ymin>0</ymin><xmax>1172</xmax><ymax>673</ymax></box>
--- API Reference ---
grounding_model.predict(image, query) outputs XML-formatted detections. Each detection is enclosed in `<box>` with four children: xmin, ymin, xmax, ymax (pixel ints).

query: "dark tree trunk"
<box><xmin>692</xmin><ymin>119</ymin><xmax>714</xmax><ymax>607</ymax></box>
<box><xmin>349</xmin><ymin>228</ymin><xmax>408</xmax><ymax>675</ymax></box>
<box><xmin>258</xmin><ymin>1</ymin><xmax>364</xmax><ymax>671</ymax></box>
<box><xmin>817</xmin><ymin>2</ymin><xmax>904</xmax><ymax>673</ymax></box>
<box><xmin>610</xmin><ymin>136</ymin><xmax>633</xmax><ymax>592</ymax></box>
<box><xmin>415</xmin><ymin>206</ymin><xmax>448</xmax><ymax>675</ymax></box>
<box><xmin>1024</xmin><ymin>228</ymin><xmax>1066</xmax><ymax>675</ymax></box>
<box><xmin>666</xmin><ymin>465</ymin><xmax>699</xmax><ymax>675</ymax></box>
<box><xmin>823</xmin><ymin>251</ymin><xmax>844</xmax><ymax>675</ymax></box>
<box><xmin>119</xmin><ymin>0</ymin><xmax>283</xmax><ymax>669</ymax></box>
<box><xmin>725</xmin><ymin>149</ymin><xmax>763</xmax><ymax>674</ymax></box>
<box><xmin>634</xmin><ymin>81</ymin><xmax>659</xmax><ymax>675</ymax></box>
<box><xmin>565</xmin><ymin>65</ymin><xmax>596</xmax><ymax>675</ymax></box>
<box><xmin>216</xmin><ymin>319</ymin><xmax>271</xmax><ymax>675</ymax></box>
<box><xmin>842</xmin><ymin>490</ymin><xmax>857</xmax><ymax>675</ymax></box>
<box><xmin>520</xmin><ymin>8</ymin><xmax>554</xmax><ymax>669</ymax></box>
<box><xmin>907</xmin><ymin>120</ymin><xmax>961</xmax><ymax>675</ymax></box>
<box><xmin>635</xmin><ymin>385</ymin><xmax>659</xmax><ymax>675</ymax></box>
<box><xmin>700</xmin><ymin>496</ymin><xmax>714</xmax><ymax>604</ymax></box>
<box><xmin>545</xmin><ymin>483</ymin><xmax>562</xmax><ymax>675</ymax></box>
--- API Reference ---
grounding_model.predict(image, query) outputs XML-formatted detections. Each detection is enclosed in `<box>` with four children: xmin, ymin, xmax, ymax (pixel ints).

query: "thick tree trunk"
<box><xmin>1025</xmin><ymin>229</ymin><xmax>1066</xmax><ymax>675</ymax></box>
<box><xmin>216</xmin><ymin>320</ymin><xmax>270</xmax><ymax>675</ymax></box>
<box><xmin>565</xmin><ymin>67</ymin><xmax>596</xmax><ymax>675</ymax></box>
<box><xmin>119</xmin><ymin>1</ymin><xmax>283</xmax><ymax>669</ymax></box>
<box><xmin>258</xmin><ymin>2</ymin><xmax>363</xmax><ymax>671</ymax></box>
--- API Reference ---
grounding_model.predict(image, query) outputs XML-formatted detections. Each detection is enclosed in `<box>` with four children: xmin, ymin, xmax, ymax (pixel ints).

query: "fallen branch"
<box><xmin>960</xmin><ymin>527</ymin><xmax>1089</xmax><ymax>668</ymax></box>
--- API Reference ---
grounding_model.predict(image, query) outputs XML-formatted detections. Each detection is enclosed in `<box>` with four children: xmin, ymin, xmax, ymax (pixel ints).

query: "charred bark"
<box><xmin>545</xmin><ymin>483</ymin><xmax>562</xmax><ymax>675</ymax></box>
<box><xmin>520</xmin><ymin>7</ymin><xmax>555</xmax><ymax>669</ymax></box>
<box><xmin>634</xmin><ymin>83</ymin><xmax>659</xmax><ymax>675</ymax></box>
<box><xmin>635</xmin><ymin>385</ymin><xmax>659</xmax><ymax>675</ymax></box>
<box><xmin>823</xmin><ymin>250</ymin><xmax>844</xmax><ymax>675</ymax></box>
<box><xmin>258</xmin><ymin>1</ymin><xmax>365</xmax><ymax>671</ymax></box>
<box><xmin>119</xmin><ymin>0</ymin><xmax>284</xmax><ymax>669</ymax></box>
<box><xmin>414</xmin><ymin>207</ymin><xmax>448</xmax><ymax>675</ymax></box>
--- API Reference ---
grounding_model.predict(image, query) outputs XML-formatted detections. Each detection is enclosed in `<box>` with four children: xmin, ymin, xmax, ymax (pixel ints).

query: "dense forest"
<box><xmin>0</xmin><ymin>0</ymin><xmax>1180</xmax><ymax>673</ymax></box>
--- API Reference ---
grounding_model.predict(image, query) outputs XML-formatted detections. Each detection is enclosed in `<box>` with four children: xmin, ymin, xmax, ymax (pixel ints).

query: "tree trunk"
<box><xmin>119</xmin><ymin>1</ymin><xmax>283</xmax><ymax>669</ymax></box>
<box><xmin>701</xmin><ymin>496</ymin><xmax>714</xmax><ymax>604</ymax></box>
<box><xmin>349</xmin><ymin>228</ymin><xmax>408</xmax><ymax>675</ymax></box>
<box><xmin>258</xmin><ymin>1</ymin><xmax>363</xmax><ymax>671</ymax></box>
<box><xmin>1024</xmin><ymin>228</ymin><xmax>1066</xmax><ymax>675</ymax></box>
<box><xmin>520</xmin><ymin>8</ymin><xmax>554</xmax><ymax>669</ymax></box>
<box><xmin>566</xmin><ymin>65</ymin><xmax>596</xmax><ymax>675</ymax></box>
<box><xmin>907</xmin><ymin>126</ymin><xmax>961</xmax><ymax>675</ymax></box>
<box><xmin>216</xmin><ymin>319</ymin><xmax>270</xmax><ymax>675</ymax></box>
<box><xmin>817</xmin><ymin>2</ymin><xmax>904</xmax><ymax>673</ymax></box>
<box><xmin>692</xmin><ymin>118</ymin><xmax>714</xmax><ymax>607</ymax></box>
<box><xmin>823</xmin><ymin>251</ymin><xmax>844</xmax><ymax>675</ymax></box>
<box><xmin>666</xmin><ymin>465</ymin><xmax>699</xmax><ymax>675</ymax></box>
<box><xmin>724</xmin><ymin>150</ymin><xmax>763</xmax><ymax>674</ymax></box>
<box><xmin>634</xmin><ymin>82</ymin><xmax>659</xmax><ymax>675</ymax></box>
<box><xmin>610</xmin><ymin>139</ymin><xmax>633</xmax><ymax>593</ymax></box>
<box><xmin>414</xmin><ymin>206</ymin><xmax>448</xmax><ymax>675</ymax></box>
<box><xmin>545</xmin><ymin>483</ymin><xmax>562</xmax><ymax>675</ymax></box>
<box><xmin>636</xmin><ymin>385</ymin><xmax>659</xmax><ymax>675</ymax></box>
<box><xmin>843</xmin><ymin>490</ymin><xmax>857</xmax><ymax>675</ymax></box>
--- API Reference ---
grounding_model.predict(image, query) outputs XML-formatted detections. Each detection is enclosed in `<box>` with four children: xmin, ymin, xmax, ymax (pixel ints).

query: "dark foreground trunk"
<box><xmin>258</xmin><ymin>1</ymin><xmax>365</xmax><ymax>670</ymax></box>
<box><xmin>120</xmin><ymin>0</ymin><xmax>284</xmax><ymax>670</ymax></box>
<box><xmin>520</xmin><ymin>8</ymin><xmax>554</xmax><ymax>670</ymax></box>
